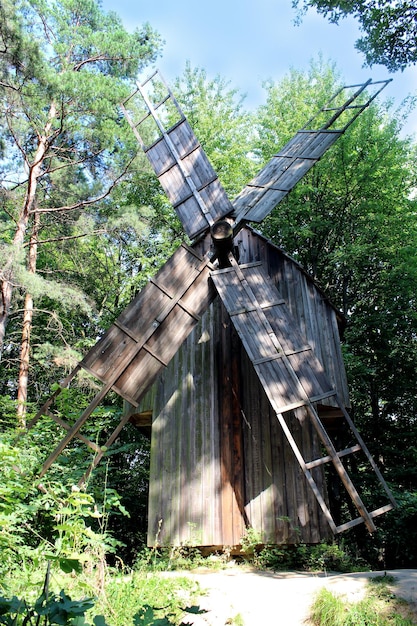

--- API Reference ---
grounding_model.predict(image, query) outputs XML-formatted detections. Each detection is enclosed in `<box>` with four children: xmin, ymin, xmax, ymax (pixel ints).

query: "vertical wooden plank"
<box><xmin>241</xmin><ymin>349</ymin><xmax>263</xmax><ymax>535</ymax></box>
<box><xmin>218</xmin><ymin>303</ymin><xmax>246</xmax><ymax>546</ymax></box>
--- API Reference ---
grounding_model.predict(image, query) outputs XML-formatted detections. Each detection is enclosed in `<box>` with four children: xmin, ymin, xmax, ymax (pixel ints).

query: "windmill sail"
<box><xmin>233</xmin><ymin>79</ymin><xmax>391</xmax><ymax>226</ymax></box>
<box><xmin>28</xmin><ymin>241</ymin><xmax>216</xmax><ymax>480</ymax></box>
<box><xmin>211</xmin><ymin>256</ymin><xmax>396</xmax><ymax>534</ymax></box>
<box><xmin>81</xmin><ymin>242</ymin><xmax>216</xmax><ymax>405</ymax></box>
<box><xmin>122</xmin><ymin>70</ymin><xmax>234</xmax><ymax>240</ymax></box>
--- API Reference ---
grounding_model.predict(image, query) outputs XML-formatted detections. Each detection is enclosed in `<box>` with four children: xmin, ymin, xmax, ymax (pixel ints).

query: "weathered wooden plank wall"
<box><xmin>148</xmin><ymin>302</ymin><xmax>245</xmax><ymax>547</ymax></box>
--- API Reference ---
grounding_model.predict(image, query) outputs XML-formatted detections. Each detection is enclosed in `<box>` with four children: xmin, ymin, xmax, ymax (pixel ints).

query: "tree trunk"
<box><xmin>0</xmin><ymin>102</ymin><xmax>57</xmax><ymax>361</ymax></box>
<box><xmin>16</xmin><ymin>211</ymin><xmax>40</xmax><ymax>426</ymax></box>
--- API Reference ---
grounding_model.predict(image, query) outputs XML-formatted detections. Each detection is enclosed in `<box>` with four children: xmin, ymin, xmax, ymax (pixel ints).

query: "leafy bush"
<box><xmin>96</xmin><ymin>571</ymin><xmax>200</xmax><ymax>625</ymax></box>
<box><xmin>336</xmin><ymin>490</ymin><xmax>417</xmax><ymax>570</ymax></box>
<box><xmin>0</xmin><ymin>589</ymin><xmax>106</xmax><ymax>626</ymax></box>
<box><xmin>244</xmin><ymin>540</ymin><xmax>362</xmax><ymax>573</ymax></box>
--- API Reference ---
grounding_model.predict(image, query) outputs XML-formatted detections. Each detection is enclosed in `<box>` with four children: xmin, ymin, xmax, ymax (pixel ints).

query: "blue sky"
<box><xmin>101</xmin><ymin>0</ymin><xmax>417</xmax><ymax>137</ymax></box>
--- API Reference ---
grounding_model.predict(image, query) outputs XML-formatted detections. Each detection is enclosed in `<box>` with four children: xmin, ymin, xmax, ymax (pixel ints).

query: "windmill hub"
<box><xmin>211</xmin><ymin>219</ymin><xmax>235</xmax><ymax>267</ymax></box>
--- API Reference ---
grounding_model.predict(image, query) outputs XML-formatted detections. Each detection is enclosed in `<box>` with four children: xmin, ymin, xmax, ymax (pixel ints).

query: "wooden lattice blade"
<box><xmin>122</xmin><ymin>71</ymin><xmax>234</xmax><ymax>240</ymax></box>
<box><xmin>144</xmin><ymin>118</ymin><xmax>233</xmax><ymax>239</ymax></box>
<box><xmin>233</xmin><ymin>79</ymin><xmax>391</xmax><ymax>227</ymax></box>
<box><xmin>81</xmin><ymin>241</ymin><xmax>216</xmax><ymax>405</ymax></box>
<box><xmin>211</xmin><ymin>261</ymin><xmax>335</xmax><ymax>412</ymax></box>
<box><xmin>233</xmin><ymin>130</ymin><xmax>341</xmax><ymax>225</ymax></box>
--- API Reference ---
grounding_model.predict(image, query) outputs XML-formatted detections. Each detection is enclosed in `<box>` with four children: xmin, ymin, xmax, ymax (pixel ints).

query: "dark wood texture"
<box><xmin>234</xmin><ymin>228</ymin><xmax>350</xmax><ymax>409</ymax></box>
<box><xmin>144</xmin><ymin>119</ymin><xmax>234</xmax><ymax>239</ymax></box>
<box><xmin>211</xmin><ymin>260</ymin><xmax>336</xmax><ymax>414</ymax></box>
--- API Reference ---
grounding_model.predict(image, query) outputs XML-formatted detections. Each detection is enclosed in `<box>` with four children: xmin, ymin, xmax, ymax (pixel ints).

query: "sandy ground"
<box><xmin>169</xmin><ymin>567</ymin><xmax>417</xmax><ymax>625</ymax></box>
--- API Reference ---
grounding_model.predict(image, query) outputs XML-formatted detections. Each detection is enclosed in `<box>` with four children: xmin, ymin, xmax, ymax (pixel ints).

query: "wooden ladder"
<box><xmin>275</xmin><ymin>398</ymin><xmax>396</xmax><ymax>534</ymax></box>
<box><xmin>211</xmin><ymin>255</ymin><xmax>396</xmax><ymax>534</ymax></box>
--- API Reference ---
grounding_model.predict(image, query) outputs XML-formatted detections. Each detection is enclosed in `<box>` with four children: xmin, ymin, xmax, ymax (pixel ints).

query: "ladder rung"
<box><xmin>136</xmin><ymin>95</ymin><xmax>171</xmax><ymax>128</ymax></box>
<box><xmin>253</xmin><ymin>344</ymin><xmax>311</xmax><ymax>366</ymax></box>
<box><xmin>230</xmin><ymin>299</ymin><xmax>286</xmax><ymax>317</ymax></box>
<box><xmin>140</xmin><ymin>69</ymin><xmax>159</xmax><ymax>87</ymax></box>
<box><xmin>152</xmin><ymin>94</ymin><xmax>171</xmax><ymax>111</ymax></box>
<box><xmin>335</xmin><ymin>503</ymin><xmax>395</xmax><ymax>534</ymax></box>
<box><xmin>135</xmin><ymin>110</ymin><xmax>152</xmax><ymax>127</ymax></box>
<box><xmin>306</xmin><ymin>443</ymin><xmax>362</xmax><ymax>469</ymax></box>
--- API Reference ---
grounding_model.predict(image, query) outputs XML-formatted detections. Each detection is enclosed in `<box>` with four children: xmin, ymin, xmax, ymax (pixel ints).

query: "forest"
<box><xmin>1</xmin><ymin>0</ymin><xmax>417</xmax><ymax>624</ymax></box>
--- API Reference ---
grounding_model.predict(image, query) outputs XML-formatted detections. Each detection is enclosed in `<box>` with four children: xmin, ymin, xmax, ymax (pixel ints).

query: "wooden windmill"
<box><xmin>27</xmin><ymin>71</ymin><xmax>396</xmax><ymax>549</ymax></box>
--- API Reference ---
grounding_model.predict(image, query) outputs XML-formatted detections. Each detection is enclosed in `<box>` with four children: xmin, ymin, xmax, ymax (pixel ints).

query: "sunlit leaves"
<box><xmin>174</xmin><ymin>63</ymin><xmax>258</xmax><ymax>197</ymax></box>
<box><xmin>292</xmin><ymin>0</ymin><xmax>417</xmax><ymax>71</ymax></box>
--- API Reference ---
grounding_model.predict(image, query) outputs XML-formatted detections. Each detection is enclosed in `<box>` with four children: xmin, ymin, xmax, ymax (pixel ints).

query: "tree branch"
<box><xmin>24</xmin><ymin>229</ymin><xmax>107</xmax><ymax>246</ymax></box>
<box><xmin>32</xmin><ymin>155</ymin><xmax>136</xmax><ymax>213</ymax></box>
<box><xmin>0</xmin><ymin>80</ymin><xmax>20</xmax><ymax>92</ymax></box>
<box><xmin>73</xmin><ymin>54</ymin><xmax>138</xmax><ymax>72</ymax></box>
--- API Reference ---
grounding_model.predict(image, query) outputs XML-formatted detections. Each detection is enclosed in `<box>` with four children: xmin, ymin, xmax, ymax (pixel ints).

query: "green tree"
<box><xmin>0</xmin><ymin>0</ymin><xmax>162</xmax><ymax>421</ymax></box>
<box><xmin>293</xmin><ymin>0</ymin><xmax>417</xmax><ymax>71</ymax></box>
<box><xmin>174</xmin><ymin>62</ymin><xmax>258</xmax><ymax>198</ymax></box>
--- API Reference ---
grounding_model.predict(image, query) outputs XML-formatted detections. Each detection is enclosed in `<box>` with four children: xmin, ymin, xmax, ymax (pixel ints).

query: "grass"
<box><xmin>0</xmin><ymin>560</ymin><xmax>202</xmax><ymax>625</ymax></box>
<box><xmin>310</xmin><ymin>575</ymin><xmax>417</xmax><ymax>626</ymax></box>
<box><xmin>93</xmin><ymin>570</ymin><xmax>200</xmax><ymax>625</ymax></box>
<box><xmin>2</xmin><ymin>548</ymin><xmax>417</xmax><ymax>625</ymax></box>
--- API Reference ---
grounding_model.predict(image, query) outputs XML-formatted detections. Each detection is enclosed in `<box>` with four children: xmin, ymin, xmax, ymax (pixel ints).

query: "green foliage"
<box><xmin>292</xmin><ymin>0</ymin><xmax>417</xmax><ymax>71</ymax></box>
<box><xmin>97</xmin><ymin>571</ymin><xmax>199</xmax><ymax>625</ymax></box>
<box><xmin>0</xmin><ymin>590</ymin><xmax>104</xmax><ymax>626</ymax></box>
<box><xmin>174</xmin><ymin>63</ymin><xmax>257</xmax><ymax>198</ymax></box>
<box><xmin>248</xmin><ymin>541</ymin><xmax>362</xmax><ymax>573</ymax></box>
<box><xmin>0</xmin><ymin>422</ymin><xmax>131</xmax><ymax>582</ymax></box>
<box><xmin>0</xmin><ymin>453</ymin><xmax>200</xmax><ymax>626</ymax></box>
<box><xmin>46</xmin><ymin>487</ymin><xmax>125</xmax><ymax>569</ymax></box>
<box><xmin>0</xmin><ymin>0</ymin><xmax>164</xmax><ymax>407</ymax></box>
<box><xmin>310</xmin><ymin>577</ymin><xmax>416</xmax><ymax>625</ymax></box>
<box><xmin>0</xmin><ymin>434</ymin><xmax>45</xmax><ymax>576</ymax></box>
<box><xmin>344</xmin><ymin>490</ymin><xmax>417</xmax><ymax>570</ymax></box>
<box><xmin>0</xmin><ymin>561</ymin><xmax>203</xmax><ymax>625</ymax></box>
<box><xmin>134</xmin><ymin>544</ymin><xmax>212</xmax><ymax>574</ymax></box>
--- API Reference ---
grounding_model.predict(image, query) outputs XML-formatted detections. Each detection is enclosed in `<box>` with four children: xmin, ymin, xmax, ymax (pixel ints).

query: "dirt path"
<box><xmin>169</xmin><ymin>567</ymin><xmax>417</xmax><ymax>625</ymax></box>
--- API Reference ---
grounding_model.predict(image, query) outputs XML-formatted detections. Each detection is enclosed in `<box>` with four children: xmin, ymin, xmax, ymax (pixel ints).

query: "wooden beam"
<box><xmin>306</xmin><ymin>444</ymin><xmax>362</xmax><ymax>469</ymax></box>
<box><xmin>39</xmin><ymin>382</ymin><xmax>111</xmax><ymax>477</ymax></box>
